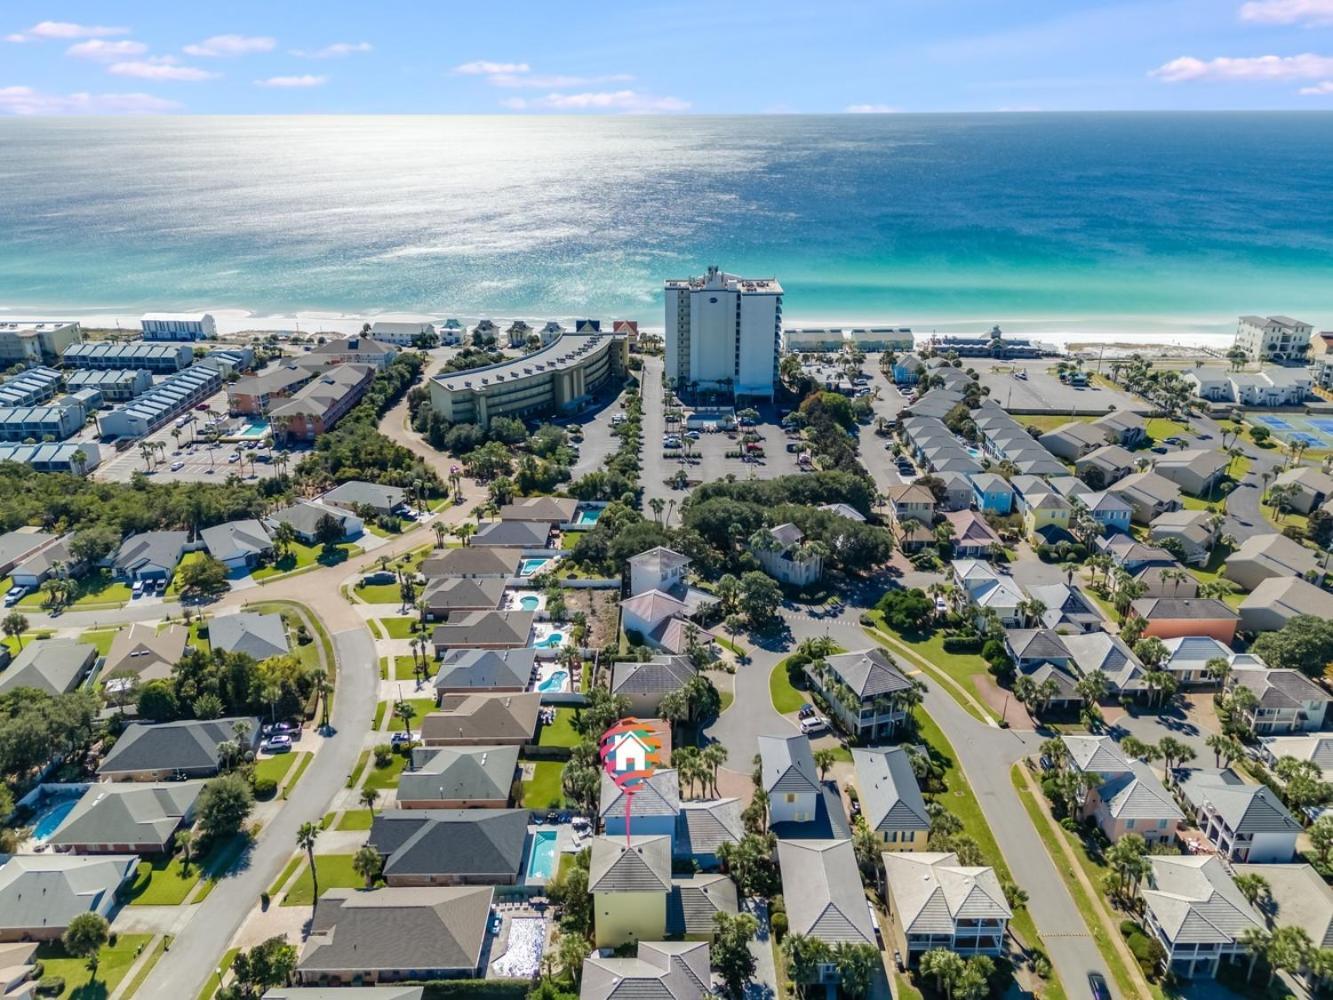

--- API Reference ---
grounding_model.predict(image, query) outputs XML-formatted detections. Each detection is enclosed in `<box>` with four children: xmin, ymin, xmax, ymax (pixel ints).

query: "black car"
<box><xmin>1087</xmin><ymin>972</ymin><xmax>1110</xmax><ymax>1000</ymax></box>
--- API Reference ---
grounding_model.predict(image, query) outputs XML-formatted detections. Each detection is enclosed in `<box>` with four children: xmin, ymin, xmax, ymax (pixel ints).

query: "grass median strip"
<box><xmin>1010</xmin><ymin>763</ymin><xmax>1158</xmax><ymax>1000</ymax></box>
<box><xmin>862</xmin><ymin>619</ymin><xmax>996</xmax><ymax>725</ymax></box>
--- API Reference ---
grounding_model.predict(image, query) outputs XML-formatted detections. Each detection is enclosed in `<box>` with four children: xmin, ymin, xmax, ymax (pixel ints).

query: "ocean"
<box><xmin>1</xmin><ymin>113</ymin><xmax>1331</xmax><ymax>343</ymax></box>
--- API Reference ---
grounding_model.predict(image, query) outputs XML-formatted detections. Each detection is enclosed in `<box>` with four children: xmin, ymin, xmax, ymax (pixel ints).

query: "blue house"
<box><xmin>1081</xmin><ymin>491</ymin><xmax>1133</xmax><ymax>535</ymax></box>
<box><xmin>600</xmin><ymin>769</ymin><xmax>680</xmax><ymax>845</ymax></box>
<box><xmin>970</xmin><ymin>472</ymin><xmax>1015</xmax><ymax>515</ymax></box>
<box><xmin>893</xmin><ymin>353</ymin><xmax>926</xmax><ymax>385</ymax></box>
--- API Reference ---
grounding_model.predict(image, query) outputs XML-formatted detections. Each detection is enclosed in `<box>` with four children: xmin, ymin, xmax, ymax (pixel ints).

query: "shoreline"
<box><xmin>0</xmin><ymin>305</ymin><xmax>1242</xmax><ymax>354</ymax></box>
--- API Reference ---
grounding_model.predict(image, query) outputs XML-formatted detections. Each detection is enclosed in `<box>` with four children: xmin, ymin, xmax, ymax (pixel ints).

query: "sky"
<box><xmin>4</xmin><ymin>0</ymin><xmax>1333</xmax><ymax>115</ymax></box>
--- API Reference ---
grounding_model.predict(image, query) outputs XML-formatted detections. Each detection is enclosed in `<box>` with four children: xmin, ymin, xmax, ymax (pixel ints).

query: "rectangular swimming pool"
<box><xmin>526</xmin><ymin>829</ymin><xmax>558</xmax><ymax>880</ymax></box>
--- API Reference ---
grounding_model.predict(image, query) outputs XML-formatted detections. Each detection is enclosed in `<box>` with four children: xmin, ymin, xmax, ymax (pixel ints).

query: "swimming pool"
<box><xmin>30</xmin><ymin>794</ymin><xmax>80</xmax><ymax>843</ymax></box>
<box><xmin>537</xmin><ymin>669</ymin><xmax>569</xmax><ymax>693</ymax></box>
<box><xmin>526</xmin><ymin>830</ymin><xmax>558</xmax><ymax>880</ymax></box>
<box><xmin>519</xmin><ymin>558</ymin><xmax>550</xmax><ymax>576</ymax></box>
<box><xmin>535</xmin><ymin>632</ymin><xmax>564</xmax><ymax>649</ymax></box>
<box><xmin>575</xmin><ymin>508</ymin><xmax>602</xmax><ymax>526</ymax></box>
<box><xmin>519</xmin><ymin>595</ymin><xmax>540</xmax><ymax>611</ymax></box>
<box><xmin>236</xmin><ymin>419</ymin><xmax>271</xmax><ymax>440</ymax></box>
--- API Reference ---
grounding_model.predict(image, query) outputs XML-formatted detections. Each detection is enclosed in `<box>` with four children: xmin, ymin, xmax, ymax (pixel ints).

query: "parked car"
<box><xmin>263</xmin><ymin>734</ymin><xmax>293</xmax><ymax>753</ymax></box>
<box><xmin>798</xmin><ymin>704</ymin><xmax>816</xmax><ymax>720</ymax></box>
<box><xmin>4</xmin><ymin>585</ymin><xmax>26</xmax><ymax>606</ymax></box>
<box><xmin>390</xmin><ymin>732</ymin><xmax>413</xmax><ymax>748</ymax></box>
<box><xmin>132</xmin><ymin>580</ymin><xmax>145</xmax><ymax>598</ymax></box>
<box><xmin>170</xmin><ymin>461</ymin><xmax>185</xmax><ymax>471</ymax></box>
<box><xmin>799</xmin><ymin>716</ymin><xmax>828</xmax><ymax>735</ymax></box>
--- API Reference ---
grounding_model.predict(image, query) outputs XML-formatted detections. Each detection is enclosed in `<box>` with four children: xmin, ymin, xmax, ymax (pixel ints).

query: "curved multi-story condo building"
<box><xmin>428</xmin><ymin>330</ymin><xmax>627</xmax><ymax>427</ymax></box>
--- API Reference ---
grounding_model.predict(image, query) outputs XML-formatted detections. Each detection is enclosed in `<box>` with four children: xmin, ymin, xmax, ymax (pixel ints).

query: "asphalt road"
<box><xmin>135</xmin><ymin>626</ymin><xmax>377</xmax><ymax>1000</ymax></box>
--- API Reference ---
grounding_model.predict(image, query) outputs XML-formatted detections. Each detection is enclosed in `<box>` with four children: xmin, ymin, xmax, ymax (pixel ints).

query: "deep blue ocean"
<box><xmin>0</xmin><ymin>113</ymin><xmax>1331</xmax><ymax>334</ymax></box>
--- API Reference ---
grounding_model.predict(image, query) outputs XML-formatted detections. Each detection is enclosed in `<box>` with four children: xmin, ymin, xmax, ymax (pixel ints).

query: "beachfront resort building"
<box><xmin>0</xmin><ymin>320</ymin><xmax>81</xmax><ymax>364</ymax></box>
<box><xmin>98</xmin><ymin>365</ymin><xmax>222</xmax><ymax>439</ymax></box>
<box><xmin>140</xmin><ymin>312</ymin><xmax>217</xmax><ymax>341</ymax></box>
<box><xmin>664</xmin><ymin>266</ymin><xmax>782</xmax><ymax>399</ymax></box>
<box><xmin>1233</xmin><ymin>314</ymin><xmax>1312</xmax><ymax>362</ymax></box>
<box><xmin>64</xmin><ymin>341</ymin><xmax>193</xmax><ymax>373</ymax></box>
<box><xmin>428</xmin><ymin>330</ymin><xmax>627</xmax><ymax>428</ymax></box>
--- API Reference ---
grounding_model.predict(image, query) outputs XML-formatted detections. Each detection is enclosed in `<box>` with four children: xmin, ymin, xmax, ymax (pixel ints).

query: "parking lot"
<box><xmin>92</xmin><ymin>384</ymin><xmax>289</xmax><ymax>484</ymax></box>
<box><xmin>974</xmin><ymin>358</ymin><xmax>1146</xmax><ymax>416</ymax></box>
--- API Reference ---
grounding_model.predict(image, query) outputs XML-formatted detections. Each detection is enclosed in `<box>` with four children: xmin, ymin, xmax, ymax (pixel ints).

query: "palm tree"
<box><xmin>394</xmin><ymin>701</ymin><xmax>418</xmax><ymax>742</ymax></box>
<box><xmin>352</xmin><ymin>844</ymin><xmax>383</xmax><ymax>889</ymax></box>
<box><xmin>1234</xmin><ymin>872</ymin><xmax>1271</xmax><ymax>913</ymax></box>
<box><xmin>1158</xmin><ymin>736</ymin><xmax>1195</xmax><ymax>780</ymax></box>
<box><xmin>297</xmin><ymin>821</ymin><xmax>321</xmax><ymax>909</ymax></box>
<box><xmin>175</xmin><ymin>829</ymin><xmax>195</xmax><ymax>876</ymax></box>
<box><xmin>360</xmin><ymin>787</ymin><xmax>379</xmax><ymax>817</ymax></box>
<box><xmin>432</xmin><ymin>522</ymin><xmax>447</xmax><ymax>548</ymax></box>
<box><xmin>701</xmin><ymin>743</ymin><xmax>728</xmax><ymax>797</ymax></box>
<box><xmin>649</xmin><ymin>498</ymin><xmax>665</xmax><ymax>525</ymax></box>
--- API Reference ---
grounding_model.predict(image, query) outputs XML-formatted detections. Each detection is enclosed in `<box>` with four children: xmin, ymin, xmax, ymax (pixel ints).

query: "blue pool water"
<box><xmin>519</xmin><ymin>558</ymin><xmax>549</xmax><ymax>576</ymax></box>
<box><xmin>535</xmin><ymin>632</ymin><xmax>565</xmax><ymax>649</ymax></box>
<box><xmin>237</xmin><ymin>419</ymin><xmax>271</xmax><ymax>440</ymax></box>
<box><xmin>526</xmin><ymin>830</ymin><xmax>558</xmax><ymax>880</ymax></box>
<box><xmin>575</xmin><ymin>509</ymin><xmax>602</xmax><ymax>526</ymax></box>
<box><xmin>537</xmin><ymin>669</ymin><xmax>568</xmax><ymax>693</ymax></box>
<box><xmin>31</xmin><ymin>795</ymin><xmax>79</xmax><ymax>842</ymax></box>
<box><xmin>519</xmin><ymin>595</ymin><xmax>541</xmax><ymax>611</ymax></box>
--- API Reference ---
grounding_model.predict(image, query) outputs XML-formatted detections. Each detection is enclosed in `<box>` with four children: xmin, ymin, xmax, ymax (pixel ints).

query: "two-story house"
<box><xmin>1061</xmin><ymin>735</ymin><xmax>1182</xmax><ymax>844</ymax></box>
<box><xmin>749</xmin><ymin>524</ymin><xmax>823</xmax><ymax>588</ymax></box>
<box><xmin>969</xmin><ymin>473</ymin><xmax>1014</xmax><ymax>515</ymax></box>
<box><xmin>1176</xmin><ymin>768</ymin><xmax>1302</xmax><ymax>863</ymax></box>
<box><xmin>758</xmin><ymin>734</ymin><xmax>821</xmax><ymax>827</ymax></box>
<box><xmin>883</xmin><ymin>852</ymin><xmax>1012</xmax><ymax>958</ymax></box>
<box><xmin>852</xmin><ymin>748</ymin><xmax>929</xmax><ymax>851</ymax></box>
<box><xmin>1231</xmin><ymin>667</ymin><xmax>1331</xmax><ymax>735</ymax></box>
<box><xmin>1141</xmin><ymin>855</ymin><xmax>1264</xmax><ymax>980</ymax></box>
<box><xmin>806</xmin><ymin>649</ymin><xmax>913</xmax><ymax>740</ymax></box>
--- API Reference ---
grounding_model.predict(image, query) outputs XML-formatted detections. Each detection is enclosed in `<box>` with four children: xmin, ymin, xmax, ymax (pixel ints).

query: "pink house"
<box><xmin>1129</xmin><ymin>597</ymin><xmax>1238</xmax><ymax>644</ymax></box>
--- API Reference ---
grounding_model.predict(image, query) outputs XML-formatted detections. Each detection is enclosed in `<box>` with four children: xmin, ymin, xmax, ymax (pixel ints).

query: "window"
<box><xmin>1126</xmin><ymin>819</ymin><xmax>1135</xmax><ymax>829</ymax></box>
<box><xmin>785</xmin><ymin>793</ymin><xmax>796</xmax><ymax>803</ymax></box>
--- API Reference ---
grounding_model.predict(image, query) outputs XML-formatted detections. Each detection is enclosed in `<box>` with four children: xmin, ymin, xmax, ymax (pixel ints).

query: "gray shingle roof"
<box><xmin>422</xmin><ymin>576</ymin><xmax>506</xmax><ymax>612</ymax></box>
<box><xmin>99</xmin><ymin>716</ymin><xmax>261</xmax><ymax>776</ymax></box>
<box><xmin>420</xmin><ymin>546</ymin><xmax>522</xmax><ymax>578</ymax></box>
<box><xmin>113</xmin><ymin>530</ymin><xmax>188</xmax><ymax>576</ymax></box>
<box><xmin>200</xmin><ymin>519</ymin><xmax>272</xmax><ymax>563</ymax></box>
<box><xmin>600</xmin><ymin>769</ymin><xmax>681</xmax><ymax>820</ymax></box>
<box><xmin>759</xmin><ymin>735</ymin><xmax>820</xmax><ymax>796</ymax></box>
<box><xmin>398</xmin><ymin>745</ymin><xmax>519</xmax><ymax>804</ymax></box>
<box><xmin>1100</xmin><ymin>761</ymin><xmax>1183</xmax><ymax>822</ymax></box>
<box><xmin>48</xmin><ymin>781</ymin><xmax>203</xmax><ymax>851</ymax></box>
<box><xmin>471</xmin><ymin>520</ymin><xmax>551</xmax><ymax>548</ymax></box>
<box><xmin>1233</xmin><ymin>667</ymin><xmax>1329</xmax><ymax>711</ymax></box>
<box><xmin>433</xmin><ymin>648</ymin><xmax>535</xmax><ymax>691</ymax></box>
<box><xmin>419</xmin><ymin>692</ymin><xmax>541</xmax><ymax>743</ymax></box>
<box><xmin>430</xmin><ymin>611</ymin><xmax>534</xmax><ymax>649</ymax></box>
<box><xmin>668</xmin><ymin>875</ymin><xmax>739</xmax><ymax>937</ymax></box>
<box><xmin>581</xmin><ymin>941</ymin><xmax>710</xmax><ymax>1000</ymax></box>
<box><xmin>300</xmin><ymin>886</ymin><xmax>493</xmax><ymax>976</ymax></box>
<box><xmin>1177</xmin><ymin>768</ymin><xmax>1302</xmax><ymax>835</ymax></box>
<box><xmin>497</xmin><ymin>496</ymin><xmax>578</xmax><ymax>522</ymax></box>
<box><xmin>0</xmin><ymin>855</ymin><xmax>137</xmax><ymax>935</ymax></box>
<box><xmin>0</xmin><ymin>639</ymin><xmax>96</xmax><ymax>695</ymax></box>
<box><xmin>322</xmin><ymin>481</ymin><xmax>406</xmax><ymax>513</ymax></box>
<box><xmin>777</xmin><ymin>839</ymin><xmax>877</xmax><ymax>946</ymax></box>
<box><xmin>1130</xmin><ymin>597</ymin><xmax>1238</xmax><ymax>622</ymax></box>
<box><xmin>852</xmin><ymin>748</ymin><xmax>930</xmax><ymax>835</ymax></box>
<box><xmin>368</xmin><ymin>809</ymin><xmax>528</xmax><ymax>881</ymax></box>
<box><xmin>103</xmin><ymin>623</ymin><xmax>186</xmax><ymax>685</ymax></box>
<box><xmin>589</xmin><ymin>836</ymin><xmax>672</xmax><ymax>893</ymax></box>
<box><xmin>611</xmin><ymin>656</ymin><xmax>695</xmax><ymax>698</ymax></box>
<box><xmin>821</xmin><ymin>648</ymin><xmax>912</xmax><ymax>699</ymax></box>
<box><xmin>1142</xmin><ymin>855</ymin><xmax>1263</xmax><ymax>946</ymax></box>
<box><xmin>209</xmin><ymin>612</ymin><xmax>289</xmax><ymax>660</ymax></box>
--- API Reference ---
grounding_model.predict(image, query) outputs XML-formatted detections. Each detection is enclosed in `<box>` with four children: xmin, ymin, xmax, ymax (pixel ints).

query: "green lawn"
<box><xmin>362</xmin><ymin>752</ymin><xmax>409</xmax><ymax>791</ymax></box>
<box><xmin>378</xmin><ymin>616</ymin><xmax>424</xmax><ymax>639</ymax></box>
<box><xmin>253</xmin><ymin>751</ymin><xmax>301</xmax><ymax>787</ymax></box>
<box><xmin>385</xmin><ymin>697</ymin><xmax>435</xmax><ymax>733</ymax></box>
<box><xmin>769</xmin><ymin>659</ymin><xmax>806</xmax><ymax>714</ymax></box>
<box><xmin>120</xmin><ymin>934</ymin><xmax>168</xmax><ymax>999</ymax></box>
<box><xmin>78</xmin><ymin>628</ymin><xmax>121</xmax><ymax>656</ymax></box>
<box><xmin>1020</xmin><ymin>413</ymin><xmax>1096</xmax><ymax>433</ymax></box>
<box><xmin>718</xmin><ymin>688</ymin><xmax>734</xmax><ymax>714</ymax></box>
<box><xmin>336</xmin><ymin>809</ymin><xmax>374</xmax><ymax>830</ymax></box>
<box><xmin>913</xmin><ymin>710</ymin><xmax>1065</xmax><ymax>997</ymax></box>
<box><xmin>125</xmin><ymin>855</ymin><xmax>202</xmax><ymax>906</ymax></box>
<box><xmin>283</xmin><ymin>751</ymin><xmax>313</xmax><ymax>796</ymax></box>
<box><xmin>280</xmin><ymin>854</ymin><xmax>364</xmax><ymax>906</ymax></box>
<box><xmin>389</xmin><ymin>655</ymin><xmax>421</xmax><ymax>680</ymax></box>
<box><xmin>519</xmin><ymin>760</ymin><xmax>565</xmax><ymax>809</ymax></box>
<box><xmin>1144</xmin><ymin>417</ymin><xmax>1191</xmax><ymax>444</ymax></box>
<box><xmin>35</xmin><ymin>933</ymin><xmax>152</xmax><ymax>1000</ymax></box>
<box><xmin>537</xmin><ymin>708</ymin><xmax>580</xmax><ymax>748</ymax></box>
<box><xmin>872</xmin><ymin>619</ymin><xmax>991</xmax><ymax>692</ymax></box>
<box><xmin>19</xmin><ymin>570</ymin><xmax>130</xmax><ymax>610</ymax></box>
<box><xmin>356</xmin><ymin>582</ymin><xmax>405</xmax><ymax>604</ymax></box>
<box><xmin>195</xmin><ymin>947</ymin><xmax>239</xmax><ymax>1000</ymax></box>
<box><xmin>1011</xmin><ymin>764</ymin><xmax>1162</xmax><ymax>1000</ymax></box>
<box><xmin>265</xmin><ymin>856</ymin><xmax>303</xmax><ymax>899</ymax></box>
<box><xmin>251</xmin><ymin>540</ymin><xmax>357</xmax><ymax>581</ymax></box>
<box><xmin>346</xmin><ymin>750</ymin><xmax>370</xmax><ymax>788</ymax></box>
<box><xmin>894</xmin><ymin>973</ymin><xmax>925</xmax><ymax>1000</ymax></box>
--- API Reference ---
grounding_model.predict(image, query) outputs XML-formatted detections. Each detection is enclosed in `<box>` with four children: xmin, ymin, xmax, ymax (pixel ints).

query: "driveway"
<box><xmin>135</xmin><ymin>626</ymin><xmax>377</xmax><ymax>1000</ymax></box>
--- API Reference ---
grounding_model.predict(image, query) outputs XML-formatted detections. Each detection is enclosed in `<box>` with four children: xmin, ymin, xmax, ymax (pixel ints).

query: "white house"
<box><xmin>758</xmin><ymin>734</ymin><xmax>820</xmax><ymax>827</ymax></box>
<box><xmin>628</xmin><ymin>547</ymin><xmax>691</xmax><ymax>598</ymax></box>
<box><xmin>140</xmin><ymin>312</ymin><xmax>217</xmax><ymax>341</ymax></box>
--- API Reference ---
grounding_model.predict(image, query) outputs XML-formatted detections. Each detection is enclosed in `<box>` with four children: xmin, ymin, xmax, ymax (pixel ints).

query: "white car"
<box><xmin>4</xmin><ymin>586</ymin><xmax>26</xmax><ymax>607</ymax></box>
<box><xmin>228</xmin><ymin>452</ymin><xmax>241</xmax><ymax>463</ymax></box>
<box><xmin>799</xmin><ymin>716</ymin><xmax>829</xmax><ymax>735</ymax></box>
<box><xmin>170</xmin><ymin>461</ymin><xmax>185</xmax><ymax>471</ymax></box>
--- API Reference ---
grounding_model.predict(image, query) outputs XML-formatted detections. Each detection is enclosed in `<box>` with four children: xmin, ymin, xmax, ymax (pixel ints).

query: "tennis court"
<box><xmin>1254</xmin><ymin>413</ymin><xmax>1333</xmax><ymax>449</ymax></box>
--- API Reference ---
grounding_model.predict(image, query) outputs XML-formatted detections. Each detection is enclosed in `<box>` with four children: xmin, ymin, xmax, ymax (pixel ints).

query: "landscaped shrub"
<box><xmin>372</xmin><ymin>744</ymin><xmax>393</xmax><ymax>767</ymax></box>
<box><xmin>770</xmin><ymin>910</ymin><xmax>788</xmax><ymax>941</ymax></box>
<box><xmin>252</xmin><ymin>777</ymin><xmax>278</xmax><ymax>800</ymax></box>
<box><xmin>36</xmin><ymin>977</ymin><xmax>64</xmax><ymax>996</ymax></box>
<box><xmin>942</xmin><ymin>635</ymin><xmax>982</xmax><ymax>654</ymax></box>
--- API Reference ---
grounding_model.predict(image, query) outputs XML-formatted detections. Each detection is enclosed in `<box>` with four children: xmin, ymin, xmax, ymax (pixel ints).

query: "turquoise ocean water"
<box><xmin>0</xmin><ymin>113</ymin><xmax>1331</xmax><ymax>333</ymax></box>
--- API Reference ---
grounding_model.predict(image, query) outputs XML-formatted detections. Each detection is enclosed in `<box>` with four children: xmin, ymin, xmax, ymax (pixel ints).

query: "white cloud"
<box><xmin>290</xmin><ymin>41</ymin><xmax>372</xmax><ymax>58</ymax></box>
<box><xmin>486</xmin><ymin>72</ymin><xmax>633</xmax><ymax>89</ymax></box>
<box><xmin>7</xmin><ymin>21</ymin><xmax>129</xmax><ymax>43</ymax></box>
<box><xmin>1300</xmin><ymin>79</ymin><xmax>1333</xmax><ymax>92</ymax></box>
<box><xmin>844</xmin><ymin>103</ymin><xmax>899</xmax><ymax>113</ymax></box>
<box><xmin>255</xmin><ymin>74</ymin><xmax>328</xmax><ymax>88</ymax></box>
<box><xmin>108</xmin><ymin>57</ymin><xmax>219</xmax><ymax>82</ymax></box>
<box><xmin>0</xmin><ymin>85</ymin><xmax>179</xmax><ymax>114</ymax></box>
<box><xmin>1151</xmin><ymin>52</ymin><xmax>1333</xmax><ymax>81</ymax></box>
<box><xmin>505</xmin><ymin>90</ymin><xmax>690</xmax><ymax>112</ymax></box>
<box><xmin>1240</xmin><ymin>0</ymin><xmax>1333</xmax><ymax>26</ymax></box>
<box><xmin>183</xmin><ymin>34</ymin><xmax>276</xmax><ymax>57</ymax></box>
<box><xmin>453</xmin><ymin>60</ymin><xmax>530</xmax><ymax>75</ymax></box>
<box><xmin>66</xmin><ymin>39</ymin><xmax>148</xmax><ymax>60</ymax></box>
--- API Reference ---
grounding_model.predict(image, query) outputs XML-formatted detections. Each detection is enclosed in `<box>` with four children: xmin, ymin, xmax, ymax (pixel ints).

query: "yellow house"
<box><xmin>852</xmin><ymin>747</ymin><xmax>930</xmax><ymax>852</ymax></box>
<box><xmin>590</xmin><ymin>835</ymin><xmax>672</xmax><ymax>948</ymax></box>
<box><xmin>1023</xmin><ymin>491</ymin><xmax>1071</xmax><ymax>540</ymax></box>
